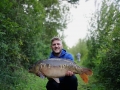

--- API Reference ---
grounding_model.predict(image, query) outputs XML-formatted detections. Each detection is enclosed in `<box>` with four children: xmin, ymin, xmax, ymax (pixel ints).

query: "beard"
<box><xmin>53</xmin><ymin>49</ymin><xmax>62</xmax><ymax>56</ymax></box>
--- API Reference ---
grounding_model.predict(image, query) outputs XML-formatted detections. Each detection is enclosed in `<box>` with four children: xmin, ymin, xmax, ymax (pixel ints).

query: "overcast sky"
<box><xmin>63</xmin><ymin>0</ymin><xmax>96</xmax><ymax>48</ymax></box>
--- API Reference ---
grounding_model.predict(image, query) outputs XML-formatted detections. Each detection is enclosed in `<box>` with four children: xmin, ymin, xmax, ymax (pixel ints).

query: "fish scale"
<box><xmin>37</xmin><ymin>58</ymin><xmax>76</xmax><ymax>66</ymax></box>
<box><xmin>29</xmin><ymin>58</ymin><xmax>93</xmax><ymax>83</ymax></box>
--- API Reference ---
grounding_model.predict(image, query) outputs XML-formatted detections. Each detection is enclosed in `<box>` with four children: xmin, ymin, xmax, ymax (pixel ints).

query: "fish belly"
<box><xmin>40</xmin><ymin>66</ymin><xmax>68</xmax><ymax>78</ymax></box>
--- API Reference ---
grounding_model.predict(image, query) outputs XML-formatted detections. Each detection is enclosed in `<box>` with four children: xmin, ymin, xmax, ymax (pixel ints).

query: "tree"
<box><xmin>86</xmin><ymin>0</ymin><xmax>120</xmax><ymax>89</ymax></box>
<box><xmin>0</xmin><ymin>0</ymin><xmax>71</xmax><ymax>89</ymax></box>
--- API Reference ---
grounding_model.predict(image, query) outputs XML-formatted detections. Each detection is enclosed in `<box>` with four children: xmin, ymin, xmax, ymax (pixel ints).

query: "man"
<box><xmin>46</xmin><ymin>37</ymin><xmax>78</xmax><ymax>90</ymax></box>
<box><xmin>76</xmin><ymin>53</ymin><xmax>81</xmax><ymax>62</ymax></box>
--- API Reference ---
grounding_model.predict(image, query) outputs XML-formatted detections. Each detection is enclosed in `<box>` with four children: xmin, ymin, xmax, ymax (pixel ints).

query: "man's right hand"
<box><xmin>66</xmin><ymin>71</ymin><xmax>74</xmax><ymax>76</ymax></box>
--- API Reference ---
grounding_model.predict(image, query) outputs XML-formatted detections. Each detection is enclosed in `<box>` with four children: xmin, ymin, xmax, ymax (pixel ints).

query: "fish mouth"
<box><xmin>36</xmin><ymin>72</ymin><xmax>45</xmax><ymax>78</ymax></box>
<box><xmin>28</xmin><ymin>66</ymin><xmax>33</xmax><ymax>73</ymax></box>
<box><xmin>28</xmin><ymin>69</ymin><xmax>32</xmax><ymax>73</ymax></box>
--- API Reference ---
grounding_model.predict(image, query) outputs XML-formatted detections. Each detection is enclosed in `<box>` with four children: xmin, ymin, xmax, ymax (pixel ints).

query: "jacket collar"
<box><xmin>50</xmin><ymin>49</ymin><xmax>66</xmax><ymax>58</ymax></box>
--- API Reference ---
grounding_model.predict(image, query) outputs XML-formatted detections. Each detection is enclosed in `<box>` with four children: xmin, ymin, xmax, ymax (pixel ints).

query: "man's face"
<box><xmin>51</xmin><ymin>40</ymin><xmax>63</xmax><ymax>54</ymax></box>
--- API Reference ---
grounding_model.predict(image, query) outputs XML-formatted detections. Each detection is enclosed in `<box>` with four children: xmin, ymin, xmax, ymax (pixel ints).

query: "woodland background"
<box><xmin>0</xmin><ymin>0</ymin><xmax>120</xmax><ymax>90</ymax></box>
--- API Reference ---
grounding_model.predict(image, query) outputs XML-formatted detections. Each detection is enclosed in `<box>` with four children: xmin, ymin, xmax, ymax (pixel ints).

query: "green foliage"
<box><xmin>69</xmin><ymin>39</ymin><xmax>88</xmax><ymax>63</ymax></box>
<box><xmin>0</xmin><ymin>0</ymin><xmax>70</xmax><ymax>89</ymax></box>
<box><xmin>14</xmin><ymin>69</ymin><xmax>48</xmax><ymax>90</ymax></box>
<box><xmin>0</xmin><ymin>66</ymin><xmax>48</xmax><ymax>90</ymax></box>
<box><xmin>84</xmin><ymin>0</ymin><xmax>120</xmax><ymax>89</ymax></box>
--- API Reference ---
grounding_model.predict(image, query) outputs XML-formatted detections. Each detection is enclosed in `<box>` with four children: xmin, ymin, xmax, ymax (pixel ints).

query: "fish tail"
<box><xmin>79</xmin><ymin>68</ymin><xmax>93</xmax><ymax>83</ymax></box>
<box><xmin>82</xmin><ymin>68</ymin><xmax>93</xmax><ymax>75</ymax></box>
<box><xmin>80</xmin><ymin>73</ymin><xmax>88</xmax><ymax>83</ymax></box>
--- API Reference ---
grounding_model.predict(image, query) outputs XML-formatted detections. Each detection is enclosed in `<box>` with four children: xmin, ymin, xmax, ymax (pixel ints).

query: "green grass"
<box><xmin>23</xmin><ymin>74</ymin><xmax>48</xmax><ymax>90</ymax></box>
<box><xmin>13</xmin><ymin>69</ymin><xmax>48</xmax><ymax>90</ymax></box>
<box><xmin>75</xmin><ymin>60</ymin><xmax>93</xmax><ymax>90</ymax></box>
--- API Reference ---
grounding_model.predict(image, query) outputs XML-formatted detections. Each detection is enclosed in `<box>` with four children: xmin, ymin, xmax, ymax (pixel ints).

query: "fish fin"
<box><xmin>39</xmin><ymin>73</ymin><xmax>45</xmax><ymax>79</ymax></box>
<box><xmin>80</xmin><ymin>73</ymin><xmax>88</xmax><ymax>83</ymax></box>
<box><xmin>83</xmin><ymin>68</ymin><xmax>93</xmax><ymax>75</ymax></box>
<box><xmin>53</xmin><ymin>78</ymin><xmax>60</xmax><ymax>83</ymax></box>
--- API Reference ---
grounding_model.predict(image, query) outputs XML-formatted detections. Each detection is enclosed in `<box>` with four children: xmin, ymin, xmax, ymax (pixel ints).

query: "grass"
<box><xmin>24</xmin><ymin>74</ymin><xmax>48</xmax><ymax>90</ymax></box>
<box><xmin>75</xmin><ymin>60</ymin><xmax>93</xmax><ymax>90</ymax></box>
<box><xmin>13</xmin><ymin>68</ymin><xmax>48</xmax><ymax>90</ymax></box>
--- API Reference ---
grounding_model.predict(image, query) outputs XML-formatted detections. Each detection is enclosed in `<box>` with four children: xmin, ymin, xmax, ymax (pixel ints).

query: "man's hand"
<box><xmin>66</xmin><ymin>71</ymin><xmax>74</xmax><ymax>76</ymax></box>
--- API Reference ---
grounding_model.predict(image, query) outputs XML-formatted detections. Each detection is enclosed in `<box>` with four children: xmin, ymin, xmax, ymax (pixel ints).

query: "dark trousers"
<box><xmin>46</xmin><ymin>75</ymin><xmax>78</xmax><ymax>90</ymax></box>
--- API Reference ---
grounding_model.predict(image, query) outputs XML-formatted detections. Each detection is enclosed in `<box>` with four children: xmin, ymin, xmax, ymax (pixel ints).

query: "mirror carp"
<box><xmin>29</xmin><ymin>58</ymin><xmax>93</xmax><ymax>83</ymax></box>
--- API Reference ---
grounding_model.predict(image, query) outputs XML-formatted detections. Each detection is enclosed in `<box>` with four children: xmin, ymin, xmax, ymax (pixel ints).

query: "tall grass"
<box><xmin>13</xmin><ymin>68</ymin><xmax>48</xmax><ymax>90</ymax></box>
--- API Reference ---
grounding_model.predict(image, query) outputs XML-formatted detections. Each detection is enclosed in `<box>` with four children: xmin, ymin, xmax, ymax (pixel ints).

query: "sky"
<box><xmin>63</xmin><ymin>0</ymin><xmax>96</xmax><ymax>48</ymax></box>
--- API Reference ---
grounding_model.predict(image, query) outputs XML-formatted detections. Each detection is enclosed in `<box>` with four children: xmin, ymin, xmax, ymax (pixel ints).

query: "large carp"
<box><xmin>29</xmin><ymin>58</ymin><xmax>93</xmax><ymax>83</ymax></box>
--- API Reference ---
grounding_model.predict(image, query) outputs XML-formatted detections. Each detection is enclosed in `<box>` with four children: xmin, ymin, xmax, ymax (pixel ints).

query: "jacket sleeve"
<box><xmin>65</xmin><ymin>53</ymin><xmax>74</xmax><ymax>61</ymax></box>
